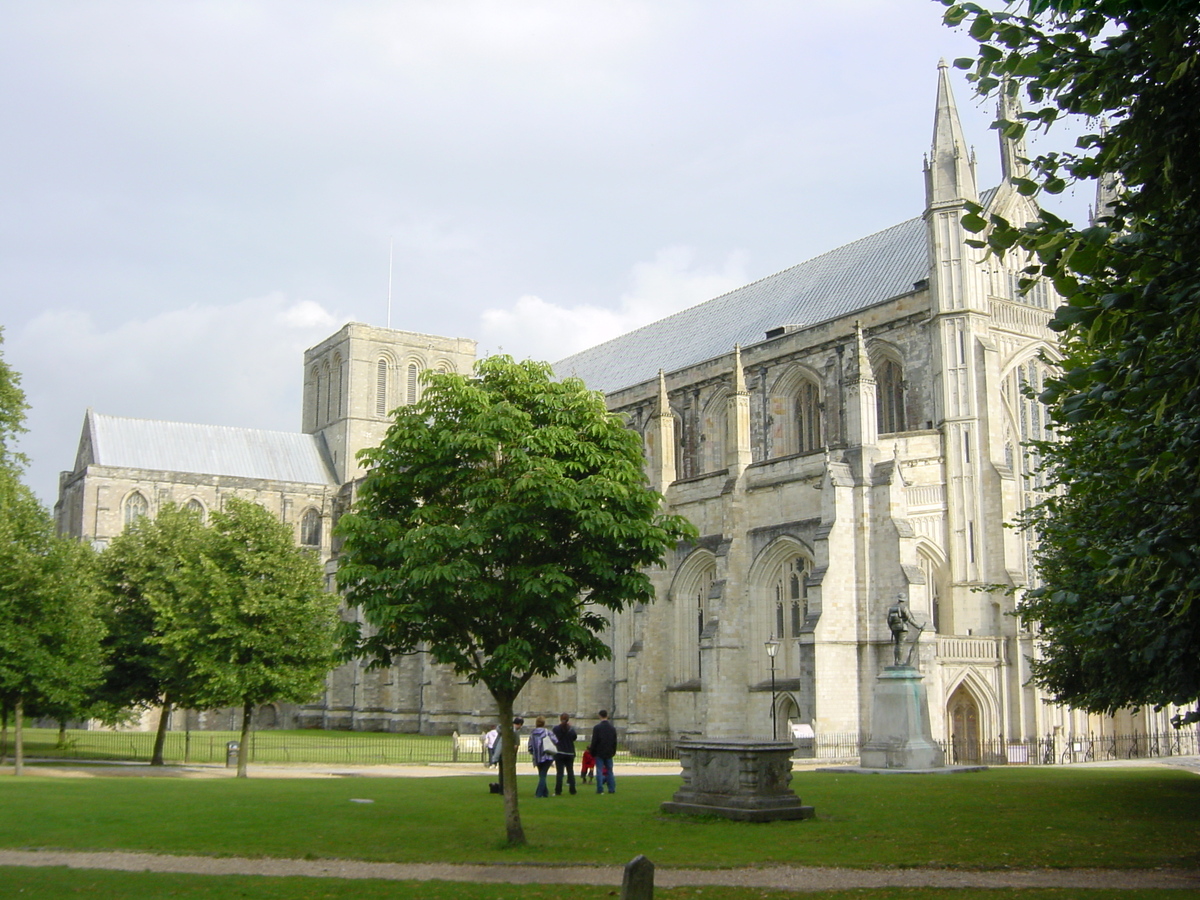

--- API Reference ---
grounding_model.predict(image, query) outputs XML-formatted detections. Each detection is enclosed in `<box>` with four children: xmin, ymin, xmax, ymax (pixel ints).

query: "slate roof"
<box><xmin>553</xmin><ymin>215</ymin><xmax>930</xmax><ymax>394</ymax></box>
<box><xmin>84</xmin><ymin>412</ymin><xmax>338</xmax><ymax>486</ymax></box>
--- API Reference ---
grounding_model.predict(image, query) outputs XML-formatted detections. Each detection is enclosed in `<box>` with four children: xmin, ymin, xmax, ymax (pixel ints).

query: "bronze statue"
<box><xmin>886</xmin><ymin>594</ymin><xmax>924</xmax><ymax>666</ymax></box>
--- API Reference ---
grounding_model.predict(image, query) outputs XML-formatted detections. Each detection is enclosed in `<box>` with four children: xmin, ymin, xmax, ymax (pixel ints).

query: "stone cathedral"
<box><xmin>56</xmin><ymin>65</ymin><xmax>1167</xmax><ymax>754</ymax></box>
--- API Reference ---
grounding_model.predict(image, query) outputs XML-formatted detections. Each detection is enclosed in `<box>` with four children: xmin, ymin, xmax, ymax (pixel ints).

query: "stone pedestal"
<box><xmin>661</xmin><ymin>739</ymin><xmax>815</xmax><ymax>821</ymax></box>
<box><xmin>860</xmin><ymin>666</ymin><xmax>944</xmax><ymax>770</ymax></box>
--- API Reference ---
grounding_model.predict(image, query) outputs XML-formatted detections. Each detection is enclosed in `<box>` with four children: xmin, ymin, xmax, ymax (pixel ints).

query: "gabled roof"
<box><xmin>80</xmin><ymin>412</ymin><xmax>338</xmax><ymax>486</ymax></box>
<box><xmin>553</xmin><ymin>215</ymin><xmax>930</xmax><ymax>394</ymax></box>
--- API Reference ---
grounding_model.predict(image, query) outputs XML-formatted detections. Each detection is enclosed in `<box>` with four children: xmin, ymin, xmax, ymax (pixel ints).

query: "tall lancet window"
<box><xmin>407</xmin><ymin>363</ymin><xmax>420</xmax><ymax>405</ymax></box>
<box><xmin>375</xmin><ymin>359</ymin><xmax>389</xmax><ymax>417</ymax></box>
<box><xmin>796</xmin><ymin>380</ymin><xmax>822</xmax><ymax>453</ymax></box>
<box><xmin>877</xmin><ymin>359</ymin><xmax>906</xmax><ymax>434</ymax></box>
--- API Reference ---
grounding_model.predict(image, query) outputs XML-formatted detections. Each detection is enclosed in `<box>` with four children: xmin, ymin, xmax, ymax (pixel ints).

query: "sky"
<box><xmin>0</xmin><ymin>1</ymin><xmax>1093</xmax><ymax>505</ymax></box>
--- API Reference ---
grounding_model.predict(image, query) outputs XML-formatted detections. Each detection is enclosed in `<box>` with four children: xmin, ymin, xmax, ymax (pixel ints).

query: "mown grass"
<box><xmin>10</xmin><ymin>727</ymin><xmax>463</xmax><ymax>765</ymax></box>
<box><xmin>0</xmin><ymin>767</ymin><xmax>1197</xmax><ymax>870</ymax></box>
<box><xmin>0</xmin><ymin>868</ymin><xmax>1196</xmax><ymax>900</ymax></box>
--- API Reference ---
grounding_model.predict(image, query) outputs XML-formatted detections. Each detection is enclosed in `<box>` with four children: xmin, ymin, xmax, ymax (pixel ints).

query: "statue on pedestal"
<box><xmin>885</xmin><ymin>594</ymin><xmax>925</xmax><ymax>667</ymax></box>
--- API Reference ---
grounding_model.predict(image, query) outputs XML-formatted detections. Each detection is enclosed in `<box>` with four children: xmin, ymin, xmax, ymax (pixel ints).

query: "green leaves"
<box><xmin>951</xmin><ymin>1</ymin><xmax>1200</xmax><ymax>725</ymax></box>
<box><xmin>338</xmin><ymin>355</ymin><xmax>694</xmax><ymax>701</ymax></box>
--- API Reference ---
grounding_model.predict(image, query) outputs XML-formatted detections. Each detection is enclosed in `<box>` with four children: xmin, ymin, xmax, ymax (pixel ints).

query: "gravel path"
<box><xmin>1</xmin><ymin>850</ymin><xmax>1198</xmax><ymax>891</ymax></box>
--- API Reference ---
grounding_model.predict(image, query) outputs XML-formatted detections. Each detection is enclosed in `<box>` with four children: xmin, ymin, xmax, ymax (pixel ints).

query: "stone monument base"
<box><xmin>661</xmin><ymin>739</ymin><xmax>814</xmax><ymax>822</ymax></box>
<box><xmin>860</xmin><ymin>665</ymin><xmax>945</xmax><ymax>770</ymax></box>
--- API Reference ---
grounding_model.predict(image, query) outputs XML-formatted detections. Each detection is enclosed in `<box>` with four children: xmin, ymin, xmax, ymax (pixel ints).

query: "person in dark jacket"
<box><xmin>587</xmin><ymin>709</ymin><xmax>618</xmax><ymax>794</ymax></box>
<box><xmin>551</xmin><ymin>712</ymin><xmax>578</xmax><ymax>795</ymax></box>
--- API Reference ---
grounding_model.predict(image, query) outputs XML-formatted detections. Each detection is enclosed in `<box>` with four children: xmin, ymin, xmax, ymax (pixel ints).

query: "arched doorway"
<box><xmin>947</xmin><ymin>685</ymin><xmax>981</xmax><ymax>763</ymax></box>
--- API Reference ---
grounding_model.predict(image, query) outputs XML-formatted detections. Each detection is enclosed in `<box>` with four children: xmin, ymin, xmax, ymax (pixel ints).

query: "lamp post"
<box><xmin>764</xmin><ymin>635</ymin><xmax>780</xmax><ymax>740</ymax></box>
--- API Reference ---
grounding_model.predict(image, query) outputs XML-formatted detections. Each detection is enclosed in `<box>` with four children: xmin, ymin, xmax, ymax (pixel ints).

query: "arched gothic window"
<box><xmin>322</xmin><ymin>361</ymin><xmax>333</xmax><ymax>423</ymax></box>
<box><xmin>407</xmin><ymin>363</ymin><xmax>420</xmax><ymax>405</ymax></box>
<box><xmin>123</xmin><ymin>491</ymin><xmax>149</xmax><ymax>529</ymax></box>
<box><xmin>675</xmin><ymin>557</ymin><xmax>716</xmax><ymax>684</ymax></box>
<box><xmin>185</xmin><ymin>498</ymin><xmax>206</xmax><ymax>522</ymax></box>
<box><xmin>877</xmin><ymin>359</ymin><xmax>906</xmax><ymax>434</ymax></box>
<box><xmin>300</xmin><ymin>508</ymin><xmax>322</xmax><ymax>548</ymax></box>
<box><xmin>796</xmin><ymin>380</ymin><xmax>822</xmax><ymax>453</ymax></box>
<box><xmin>332</xmin><ymin>354</ymin><xmax>344</xmax><ymax>419</ymax></box>
<box><xmin>1004</xmin><ymin>355</ymin><xmax>1056</xmax><ymax>586</ymax></box>
<box><xmin>375</xmin><ymin>359</ymin><xmax>389</xmax><ymax>417</ymax></box>
<box><xmin>774</xmin><ymin>556</ymin><xmax>810</xmax><ymax>640</ymax></box>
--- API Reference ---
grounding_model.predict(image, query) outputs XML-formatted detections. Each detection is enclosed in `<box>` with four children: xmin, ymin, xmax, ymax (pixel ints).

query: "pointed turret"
<box><xmin>925</xmin><ymin>59</ymin><xmax>978</xmax><ymax>208</ymax></box>
<box><xmin>650</xmin><ymin>369</ymin><xmax>677</xmax><ymax>489</ymax></box>
<box><xmin>997</xmin><ymin>81</ymin><xmax>1029</xmax><ymax>183</ymax></box>
<box><xmin>845</xmin><ymin>322</ymin><xmax>878</xmax><ymax>448</ymax></box>
<box><xmin>726</xmin><ymin>346</ymin><xmax>752</xmax><ymax>474</ymax></box>
<box><xmin>1092</xmin><ymin>121</ymin><xmax>1122</xmax><ymax>225</ymax></box>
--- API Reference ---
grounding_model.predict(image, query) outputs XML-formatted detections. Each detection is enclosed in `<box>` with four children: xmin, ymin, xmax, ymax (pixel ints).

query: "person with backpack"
<box><xmin>527</xmin><ymin>716</ymin><xmax>557</xmax><ymax>798</ymax></box>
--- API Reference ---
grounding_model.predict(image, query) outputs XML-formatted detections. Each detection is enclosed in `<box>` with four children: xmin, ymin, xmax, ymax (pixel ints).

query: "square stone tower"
<box><xmin>302</xmin><ymin>323</ymin><xmax>477</xmax><ymax>484</ymax></box>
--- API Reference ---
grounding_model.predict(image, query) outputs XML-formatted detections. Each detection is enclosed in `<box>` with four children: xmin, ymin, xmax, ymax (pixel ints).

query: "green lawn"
<box><xmin>9</xmin><ymin>727</ymin><xmax>465</xmax><ymax>765</ymax></box>
<box><xmin>0</xmin><ymin>767</ymin><xmax>1197</xmax><ymax>870</ymax></box>
<box><xmin>0</xmin><ymin>869</ymin><xmax>1195</xmax><ymax>900</ymax></box>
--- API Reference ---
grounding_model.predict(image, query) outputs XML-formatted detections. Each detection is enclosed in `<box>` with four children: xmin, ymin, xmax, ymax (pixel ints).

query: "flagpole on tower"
<box><xmin>387</xmin><ymin>238</ymin><xmax>394</xmax><ymax>329</ymax></box>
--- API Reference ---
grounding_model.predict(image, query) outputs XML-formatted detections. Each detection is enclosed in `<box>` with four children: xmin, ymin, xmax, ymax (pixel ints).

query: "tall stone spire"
<box><xmin>925</xmin><ymin>59</ymin><xmax>978</xmax><ymax>208</ymax></box>
<box><xmin>997</xmin><ymin>82</ymin><xmax>1029</xmax><ymax>182</ymax></box>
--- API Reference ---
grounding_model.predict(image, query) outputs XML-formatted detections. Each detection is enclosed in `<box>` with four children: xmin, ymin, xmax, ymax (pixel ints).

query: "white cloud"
<box><xmin>478</xmin><ymin>246</ymin><xmax>748</xmax><ymax>361</ymax></box>
<box><xmin>10</xmin><ymin>294</ymin><xmax>350</xmax><ymax>504</ymax></box>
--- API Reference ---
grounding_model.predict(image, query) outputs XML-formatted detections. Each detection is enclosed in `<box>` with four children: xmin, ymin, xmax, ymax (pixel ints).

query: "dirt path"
<box><xmin>1</xmin><ymin>849</ymin><xmax>1198</xmax><ymax>890</ymax></box>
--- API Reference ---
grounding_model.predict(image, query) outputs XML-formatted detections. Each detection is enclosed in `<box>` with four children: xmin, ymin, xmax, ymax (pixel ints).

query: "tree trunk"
<box><xmin>495</xmin><ymin>693</ymin><xmax>525</xmax><ymax>846</ymax></box>
<box><xmin>14</xmin><ymin>697</ymin><xmax>24</xmax><ymax>776</ymax></box>
<box><xmin>1</xmin><ymin>705</ymin><xmax>8</xmax><ymax>766</ymax></box>
<box><xmin>57</xmin><ymin>720</ymin><xmax>67</xmax><ymax>748</ymax></box>
<box><xmin>151</xmin><ymin>697</ymin><xmax>172</xmax><ymax>766</ymax></box>
<box><xmin>237</xmin><ymin>700</ymin><xmax>253</xmax><ymax>779</ymax></box>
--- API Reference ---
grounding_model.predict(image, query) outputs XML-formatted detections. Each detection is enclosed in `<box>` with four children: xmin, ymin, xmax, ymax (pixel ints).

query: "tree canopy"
<box><xmin>337</xmin><ymin>356</ymin><xmax>694</xmax><ymax>844</ymax></box>
<box><xmin>97</xmin><ymin>503</ymin><xmax>214</xmax><ymax>763</ymax></box>
<box><xmin>0</xmin><ymin>334</ymin><xmax>107</xmax><ymax>771</ymax></box>
<box><xmin>144</xmin><ymin>497</ymin><xmax>341</xmax><ymax>777</ymax></box>
<box><xmin>944</xmin><ymin>0</ymin><xmax>1200</xmax><ymax>723</ymax></box>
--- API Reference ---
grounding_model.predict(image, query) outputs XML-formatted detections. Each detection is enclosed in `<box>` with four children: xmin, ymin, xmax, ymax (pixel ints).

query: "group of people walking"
<box><xmin>484</xmin><ymin>709</ymin><xmax>618</xmax><ymax>797</ymax></box>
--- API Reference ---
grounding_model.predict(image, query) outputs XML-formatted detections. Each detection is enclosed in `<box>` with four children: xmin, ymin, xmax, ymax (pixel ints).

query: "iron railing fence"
<box><xmin>6</xmin><ymin>727</ymin><xmax>1197</xmax><ymax>767</ymax></box>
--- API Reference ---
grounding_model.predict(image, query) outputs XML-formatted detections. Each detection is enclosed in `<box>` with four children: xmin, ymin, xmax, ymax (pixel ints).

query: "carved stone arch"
<box><xmin>747</xmin><ymin>537</ymin><xmax>816</xmax><ymax>682</ymax></box>
<box><xmin>869</xmin><ymin>340</ymin><xmax>906</xmax><ymax>434</ymax></box>
<box><xmin>767</xmin><ymin>364</ymin><xmax>824</xmax><ymax>457</ymax></box>
<box><xmin>184</xmin><ymin>497</ymin><xmax>207</xmax><ymax>522</ymax></box>
<box><xmin>700</xmin><ymin>386</ymin><xmax>730</xmax><ymax>474</ymax></box>
<box><xmin>122</xmin><ymin>489</ymin><xmax>150</xmax><ymax>530</ymax></box>
<box><xmin>374</xmin><ymin>351</ymin><xmax>399</xmax><ymax>417</ymax></box>
<box><xmin>668</xmin><ymin>549</ymin><xmax>719</xmax><ymax>685</ymax></box>
<box><xmin>432</xmin><ymin>357</ymin><xmax>456</xmax><ymax>374</ymax></box>
<box><xmin>943</xmin><ymin>669</ymin><xmax>1000</xmax><ymax>763</ymax></box>
<box><xmin>914</xmin><ymin>538</ymin><xmax>949</xmax><ymax>633</ymax></box>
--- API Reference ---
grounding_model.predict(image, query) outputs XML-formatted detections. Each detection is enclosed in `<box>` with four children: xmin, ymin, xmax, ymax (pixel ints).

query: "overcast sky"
<box><xmin>1</xmin><ymin>1</ymin><xmax>1092</xmax><ymax>505</ymax></box>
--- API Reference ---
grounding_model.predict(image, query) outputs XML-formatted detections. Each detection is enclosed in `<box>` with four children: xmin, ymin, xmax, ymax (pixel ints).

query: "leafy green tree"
<box><xmin>0</xmin><ymin>484</ymin><xmax>107</xmax><ymax>774</ymax></box>
<box><xmin>96</xmin><ymin>504</ymin><xmax>212</xmax><ymax>765</ymax></box>
<box><xmin>0</xmin><ymin>330</ymin><xmax>107</xmax><ymax>772</ymax></box>
<box><xmin>943</xmin><ymin>0</ymin><xmax>1200</xmax><ymax>723</ymax></box>
<box><xmin>152</xmin><ymin>497</ymin><xmax>340</xmax><ymax>777</ymax></box>
<box><xmin>336</xmin><ymin>356</ymin><xmax>695</xmax><ymax>845</ymax></box>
